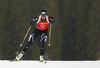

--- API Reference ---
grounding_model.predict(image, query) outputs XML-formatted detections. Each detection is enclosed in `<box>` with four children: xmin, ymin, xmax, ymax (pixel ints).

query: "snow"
<box><xmin>0</xmin><ymin>60</ymin><xmax>100</xmax><ymax>68</ymax></box>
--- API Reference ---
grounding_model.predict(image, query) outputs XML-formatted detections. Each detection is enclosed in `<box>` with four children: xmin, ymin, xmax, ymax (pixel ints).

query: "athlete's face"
<box><xmin>41</xmin><ymin>16</ymin><xmax>46</xmax><ymax>20</ymax></box>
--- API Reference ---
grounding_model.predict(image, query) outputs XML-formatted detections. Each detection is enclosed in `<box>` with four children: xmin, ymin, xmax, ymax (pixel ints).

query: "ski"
<box><xmin>9</xmin><ymin>59</ymin><xmax>19</xmax><ymax>62</ymax></box>
<box><xmin>9</xmin><ymin>59</ymin><xmax>47</xmax><ymax>63</ymax></box>
<box><xmin>40</xmin><ymin>61</ymin><xmax>47</xmax><ymax>64</ymax></box>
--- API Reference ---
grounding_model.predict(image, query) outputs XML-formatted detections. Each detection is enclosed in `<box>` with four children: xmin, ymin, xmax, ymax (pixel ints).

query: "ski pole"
<box><xmin>20</xmin><ymin>26</ymin><xmax>32</xmax><ymax>47</ymax></box>
<box><xmin>48</xmin><ymin>23</ymin><xmax>52</xmax><ymax>46</ymax></box>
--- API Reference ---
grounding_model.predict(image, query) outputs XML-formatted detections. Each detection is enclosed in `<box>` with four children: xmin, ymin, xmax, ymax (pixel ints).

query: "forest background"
<box><xmin>0</xmin><ymin>0</ymin><xmax>100</xmax><ymax>60</ymax></box>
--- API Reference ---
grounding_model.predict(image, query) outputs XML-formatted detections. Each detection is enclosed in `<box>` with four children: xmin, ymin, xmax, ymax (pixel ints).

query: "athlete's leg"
<box><xmin>40</xmin><ymin>33</ymin><xmax>47</xmax><ymax>55</ymax></box>
<box><xmin>15</xmin><ymin>28</ymin><xmax>40</xmax><ymax>60</ymax></box>
<box><xmin>40</xmin><ymin>30</ymin><xmax>48</xmax><ymax>61</ymax></box>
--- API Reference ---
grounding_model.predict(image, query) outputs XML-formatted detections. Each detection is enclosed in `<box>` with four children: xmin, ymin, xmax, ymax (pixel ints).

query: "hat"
<box><xmin>40</xmin><ymin>10</ymin><xmax>47</xmax><ymax>16</ymax></box>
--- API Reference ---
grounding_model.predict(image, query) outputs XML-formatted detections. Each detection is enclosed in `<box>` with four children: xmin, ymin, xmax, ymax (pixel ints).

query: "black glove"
<box><xmin>49</xmin><ymin>17</ymin><xmax>55</xmax><ymax>24</ymax></box>
<box><xmin>29</xmin><ymin>22</ymin><xmax>33</xmax><ymax>26</ymax></box>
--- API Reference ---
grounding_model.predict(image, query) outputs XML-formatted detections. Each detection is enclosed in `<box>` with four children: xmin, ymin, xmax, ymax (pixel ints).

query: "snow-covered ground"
<box><xmin>0</xmin><ymin>60</ymin><xmax>100</xmax><ymax>68</ymax></box>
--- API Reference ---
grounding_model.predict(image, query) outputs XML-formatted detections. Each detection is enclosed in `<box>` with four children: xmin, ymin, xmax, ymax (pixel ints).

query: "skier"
<box><xmin>15</xmin><ymin>10</ymin><xmax>54</xmax><ymax>62</ymax></box>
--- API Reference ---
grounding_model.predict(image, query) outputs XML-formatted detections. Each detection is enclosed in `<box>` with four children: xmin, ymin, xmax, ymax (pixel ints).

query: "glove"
<box><xmin>29</xmin><ymin>22</ymin><xmax>33</xmax><ymax>26</ymax></box>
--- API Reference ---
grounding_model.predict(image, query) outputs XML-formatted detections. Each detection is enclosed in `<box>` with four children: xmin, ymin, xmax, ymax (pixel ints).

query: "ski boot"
<box><xmin>15</xmin><ymin>51</ymin><xmax>24</xmax><ymax>61</ymax></box>
<box><xmin>40</xmin><ymin>55</ymin><xmax>44</xmax><ymax>62</ymax></box>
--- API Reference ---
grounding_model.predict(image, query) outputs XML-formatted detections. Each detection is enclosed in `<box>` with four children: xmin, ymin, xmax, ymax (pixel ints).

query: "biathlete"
<box><xmin>15</xmin><ymin>10</ymin><xmax>54</xmax><ymax>62</ymax></box>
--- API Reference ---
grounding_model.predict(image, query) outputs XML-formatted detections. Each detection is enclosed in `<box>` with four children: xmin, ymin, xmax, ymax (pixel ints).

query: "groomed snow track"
<box><xmin>0</xmin><ymin>60</ymin><xmax>100</xmax><ymax>68</ymax></box>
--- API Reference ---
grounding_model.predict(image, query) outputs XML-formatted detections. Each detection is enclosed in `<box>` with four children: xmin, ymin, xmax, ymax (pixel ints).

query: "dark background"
<box><xmin>0</xmin><ymin>0</ymin><xmax>100</xmax><ymax>60</ymax></box>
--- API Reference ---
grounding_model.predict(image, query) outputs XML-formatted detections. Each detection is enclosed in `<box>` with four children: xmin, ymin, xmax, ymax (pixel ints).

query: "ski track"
<box><xmin>0</xmin><ymin>60</ymin><xmax>100</xmax><ymax>68</ymax></box>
